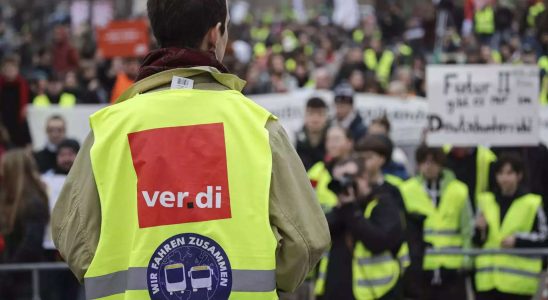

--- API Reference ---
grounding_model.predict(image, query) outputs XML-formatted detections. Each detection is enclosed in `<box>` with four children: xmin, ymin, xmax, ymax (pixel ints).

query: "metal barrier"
<box><xmin>3</xmin><ymin>249</ymin><xmax>548</xmax><ymax>300</ymax></box>
<box><xmin>0</xmin><ymin>262</ymin><xmax>72</xmax><ymax>300</ymax></box>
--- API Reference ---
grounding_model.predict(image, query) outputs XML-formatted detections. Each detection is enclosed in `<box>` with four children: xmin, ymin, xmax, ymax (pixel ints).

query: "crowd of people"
<box><xmin>0</xmin><ymin>0</ymin><xmax>548</xmax><ymax>299</ymax></box>
<box><xmin>292</xmin><ymin>89</ymin><xmax>548</xmax><ymax>300</ymax></box>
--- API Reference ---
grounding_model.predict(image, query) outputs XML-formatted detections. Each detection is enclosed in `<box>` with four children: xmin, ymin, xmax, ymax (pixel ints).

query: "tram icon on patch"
<box><xmin>147</xmin><ymin>233</ymin><xmax>232</xmax><ymax>300</ymax></box>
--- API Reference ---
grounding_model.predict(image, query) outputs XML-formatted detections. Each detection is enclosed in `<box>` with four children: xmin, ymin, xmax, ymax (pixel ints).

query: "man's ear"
<box><xmin>205</xmin><ymin>22</ymin><xmax>223</xmax><ymax>50</ymax></box>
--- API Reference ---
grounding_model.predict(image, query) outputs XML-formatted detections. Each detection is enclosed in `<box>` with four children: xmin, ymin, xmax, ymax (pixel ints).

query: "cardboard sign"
<box><xmin>427</xmin><ymin>65</ymin><xmax>540</xmax><ymax>147</ymax></box>
<box><xmin>97</xmin><ymin>20</ymin><xmax>149</xmax><ymax>58</ymax></box>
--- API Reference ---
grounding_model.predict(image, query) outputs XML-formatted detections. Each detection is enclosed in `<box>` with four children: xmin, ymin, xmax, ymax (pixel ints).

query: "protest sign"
<box><xmin>541</xmin><ymin>106</ymin><xmax>548</xmax><ymax>146</ymax></box>
<box><xmin>29</xmin><ymin>91</ymin><xmax>428</xmax><ymax>150</ymax></box>
<box><xmin>427</xmin><ymin>65</ymin><xmax>540</xmax><ymax>146</ymax></box>
<box><xmin>97</xmin><ymin>20</ymin><xmax>149</xmax><ymax>58</ymax></box>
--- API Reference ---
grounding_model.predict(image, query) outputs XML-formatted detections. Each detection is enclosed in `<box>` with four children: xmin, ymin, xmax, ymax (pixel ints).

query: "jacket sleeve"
<box><xmin>340</xmin><ymin>197</ymin><xmax>404</xmax><ymax>255</ymax></box>
<box><xmin>51</xmin><ymin>132</ymin><xmax>101</xmax><ymax>282</ymax></box>
<box><xmin>267</xmin><ymin>120</ymin><xmax>331</xmax><ymax>292</ymax></box>
<box><xmin>515</xmin><ymin>207</ymin><xmax>548</xmax><ymax>248</ymax></box>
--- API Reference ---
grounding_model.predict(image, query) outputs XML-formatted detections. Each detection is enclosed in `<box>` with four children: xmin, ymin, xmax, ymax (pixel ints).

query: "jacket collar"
<box><xmin>116</xmin><ymin>66</ymin><xmax>247</xmax><ymax>104</ymax></box>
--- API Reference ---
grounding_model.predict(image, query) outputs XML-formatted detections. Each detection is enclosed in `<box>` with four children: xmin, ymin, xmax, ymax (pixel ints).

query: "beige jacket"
<box><xmin>51</xmin><ymin>67</ymin><xmax>330</xmax><ymax>292</ymax></box>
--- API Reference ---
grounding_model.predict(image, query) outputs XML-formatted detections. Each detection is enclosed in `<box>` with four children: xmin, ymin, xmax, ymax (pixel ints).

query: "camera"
<box><xmin>328</xmin><ymin>174</ymin><xmax>357</xmax><ymax>195</ymax></box>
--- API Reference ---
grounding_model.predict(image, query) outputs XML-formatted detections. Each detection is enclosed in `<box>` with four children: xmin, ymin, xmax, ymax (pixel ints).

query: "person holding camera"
<box><xmin>315</xmin><ymin>158</ymin><xmax>405</xmax><ymax>300</ymax></box>
<box><xmin>400</xmin><ymin>145</ymin><xmax>473</xmax><ymax>300</ymax></box>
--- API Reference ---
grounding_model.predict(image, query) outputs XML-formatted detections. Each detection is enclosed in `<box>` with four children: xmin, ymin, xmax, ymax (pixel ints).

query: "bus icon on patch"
<box><xmin>164</xmin><ymin>263</ymin><xmax>187</xmax><ymax>295</ymax></box>
<box><xmin>189</xmin><ymin>265</ymin><xmax>214</xmax><ymax>292</ymax></box>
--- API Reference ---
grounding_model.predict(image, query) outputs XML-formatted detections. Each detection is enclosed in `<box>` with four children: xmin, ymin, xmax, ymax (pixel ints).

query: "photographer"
<box><xmin>315</xmin><ymin>158</ymin><xmax>405</xmax><ymax>300</ymax></box>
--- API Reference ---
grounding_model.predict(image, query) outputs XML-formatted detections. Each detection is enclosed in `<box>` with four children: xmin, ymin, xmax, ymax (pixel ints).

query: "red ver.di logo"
<box><xmin>128</xmin><ymin>123</ymin><xmax>231</xmax><ymax>228</ymax></box>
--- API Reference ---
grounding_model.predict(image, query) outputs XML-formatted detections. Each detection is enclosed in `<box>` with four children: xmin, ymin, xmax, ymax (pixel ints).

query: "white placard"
<box><xmin>28</xmin><ymin>91</ymin><xmax>429</xmax><ymax>150</ymax></box>
<box><xmin>541</xmin><ymin>106</ymin><xmax>548</xmax><ymax>146</ymax></box>
<box><xmin>427</xmin><ymin>65</ymin><xmax>540</xmax><ymax>147</ymax></box>
<box><xmin>41</xmin><ymin>173</ymin><xmax>67</xmax><ymax>250</ymax></box>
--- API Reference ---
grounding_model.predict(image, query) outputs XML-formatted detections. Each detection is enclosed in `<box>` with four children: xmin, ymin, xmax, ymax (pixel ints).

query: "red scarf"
<box><xmin>136</xmin><ymin>48</ymin><xmax>229</xmax><ymax>82</ymax></box>
<box><xmin>0</xmin><ymin>75</ymin><xmax>29</xmax><ymax>123</ymax></box>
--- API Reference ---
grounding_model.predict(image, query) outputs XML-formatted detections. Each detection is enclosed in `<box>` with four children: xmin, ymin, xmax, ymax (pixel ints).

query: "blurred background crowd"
<box><xmin>0</xmin><ymin>0</ymin><xmax>548</xmax><ymax>299</ymax></box>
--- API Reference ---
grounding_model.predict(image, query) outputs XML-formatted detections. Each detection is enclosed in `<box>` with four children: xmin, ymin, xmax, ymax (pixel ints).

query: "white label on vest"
<box><xmin>171</xmin><ymin>76</ymin><xmax>194</xmax><ymax>90</ymax></box>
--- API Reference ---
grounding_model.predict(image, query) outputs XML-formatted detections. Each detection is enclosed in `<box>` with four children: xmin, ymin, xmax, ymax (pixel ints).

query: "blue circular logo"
<box><xmin>147</xmin><ymin>233</ymin><xmax>232</xmax><ymax>300</ymax></box>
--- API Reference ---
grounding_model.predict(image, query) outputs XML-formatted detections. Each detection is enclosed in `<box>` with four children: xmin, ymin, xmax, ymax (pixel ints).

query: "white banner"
<box><xmin>427</xmin><ymin>65</ymin><xmax>540</xmax><ymax>147</ymax></box>
<box><xmin>541</xmin><ymin>106</ymin><xmax>548</xmax><ymax>146</ymax></box>
<box><xmin>28</xmin><ymin>91</ymin><xmax>428</xmax><ymax>150</ymax></box>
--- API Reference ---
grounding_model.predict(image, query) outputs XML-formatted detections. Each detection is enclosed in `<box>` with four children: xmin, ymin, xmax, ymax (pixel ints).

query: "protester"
<box><xmin>400</xmin><ymin>145</ymin><xmax>473</xmax><ymax>300</ymax></box>
<box><xmin>332</xmin><ymin>83</ymin><xmax>367</xmax><ymax>142</ymax></box>
<box><xmin>34</xmin><ymin>115</ymin><xmax>67</xmax><ymax>173</ymax></box>
<box><xmin>315</xmin><ymin>157</ymin><xmax>404</xmax><ymax>300</ymax></box>
<box><xmin>0</xmin><ymin>55</ymin><xmax>32</xmax><ymax>147</ymax></box>
<box><xmin>296</xmin><ymin>97</ymin><xmax>330</xmax><ymax>170</ymax></box>
<box><xmin>368</xmin><ymin>116</ymin><xmax>411</xmax><ymax>177</ymax></box>
<box><xmin>109</xmin><ymin>57</ymin><xmax>141</xmax><ymax>103</ymax></box>
<box><xmin>474</xmin><ymin>153</ymin><xmax>548</xmax><ymax>300</ymax></box>
<box><xmin>41</xmin><ymin>139</ymin><xmax>80</xmax><ymax>300</ymax></box>
<box><xmin>51</xmin><ymin>1</ymin><xmax>330</xmax><ymax>298</ymax></box>
<box><xmin>0</xmin><ymin>149</ymin><xmax>49</xmax><ymax>299</ymax></box>
<box><xmin>32</xmin><ymin>74</ymin><xmax>76</xmax><ymax>107</ymax></box>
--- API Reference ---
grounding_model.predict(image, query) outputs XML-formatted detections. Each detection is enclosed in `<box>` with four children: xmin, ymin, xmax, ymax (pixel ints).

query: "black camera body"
<box><xmin>328</xmin><ymin>174</ymin><xmax>357</xmax><ymax>195</ymax></box>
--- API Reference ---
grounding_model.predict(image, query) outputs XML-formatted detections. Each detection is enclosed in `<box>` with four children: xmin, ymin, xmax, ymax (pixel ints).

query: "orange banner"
<box><xmin>97</xmin><ymin>20</ymin><xmax>149</xmax><ymax>58</ymax></box>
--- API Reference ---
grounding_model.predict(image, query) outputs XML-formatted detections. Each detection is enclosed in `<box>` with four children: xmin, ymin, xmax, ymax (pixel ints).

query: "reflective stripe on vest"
<box><xmin>364</xmin><ymin>49</ymin><xmax>394</xmax><ymax>87</ymax></box>
<box><xmin>475</xmin><ymin>6</ymin><xmax>495</xmax><ymax>34</ymax></box>
<box><xmin>33</xmin><ymin>93</ymin><xmax>76</xmax><ymax>107</ymax></box>
<box><xmin>85</xmin><ymin>89</ymin><xmax>277</xmax><ymax>299</ymax></box>
<box><xmin>401</xmin><ymin>176</ymin><xmax>469</xmax><ymax>270</ymax></box>
<box><xmin>315</xmin><ymin>200</ymin><xmax>401</xmax><ymax>299</ymax></box>
<box><xmin>85</xmin><ymin>268</ymin><xmax>276</xmax><ymax>299</ymax></box>
<box><xmin>308</xmin><ymin>161</ymin><xmax>338</xmax><ymax>213</ymax></box>
<box><xmin>475</xmin><ymin>192</ymin><xmax>542</xmax><ymax>295</ymax></box>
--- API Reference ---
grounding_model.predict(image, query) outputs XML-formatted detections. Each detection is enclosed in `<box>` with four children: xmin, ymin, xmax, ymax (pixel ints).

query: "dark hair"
<box><xmin>147</xmin><ymin>0</ymin><xmax>227</xmax><ymax>49</ymax></box>
<box><xmin>355</xmin><ymin>134</ymin><xmax>393</xmax><ymax>161</ymax></box>
<box><xmin>371</xmin><ymin>116</ymin><xmax>391</xmax><ymax>133</ymax></box>
<box><xmin>306</xmin><ymin>97</ymin><xmax>328</xmax><ymax>109</ymax></box>
<box><xmin>493</xmin><ymin>153</ymin><xmax>524</xmax><ymax>175</ymax></box>
<box><xmin>334</xmin><ymin>157</ymin><xmax>363</xmax><ymax>175</ymax></box>
<box><xmin>57</xmin><ymin>139</ymin><xmax>80</xmax><ymax>154</ymax></box>
<box><xmin>415</xmin><ymin>144</ymin><xmax>446</xmax><ymax>165</ymax></box>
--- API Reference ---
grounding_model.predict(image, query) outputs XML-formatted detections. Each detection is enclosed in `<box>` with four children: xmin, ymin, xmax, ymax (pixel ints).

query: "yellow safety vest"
<box><xmin>539</xmin><ymin>56</ymin><xmax>548</xmax><ymax>106</ymax></box>
<box><xmin>475</xmin><ymin>192</ymin><xmax>543</xmax><ymax>296</ymax></box>
<box><xmin>400</xmin><ymin>174</ymin><xmax>469</xmax><ymax>270</ymax></box>
<box><xmin>364</xmin><ymin>49</ymin><xmax>394</xmax><ymax>88</ymax></box>
<box><xmin>84</xmin><ymin>88</ymin><xmax>278</xmax><ymax>299</ymax></box>
<box><xmin>33</xmin><ymin>93</ymin><xmax>76</xmax><ymax>108</ymax></box>
<box><xmin>443</xmin><ymin>145</ymin><xmax>497</xmax><ymax>205</ymax></box>
<box><xmin>528</xmin><ymin>2</ymin><xmax>546</xmax><ymax>27</ymax></box>
<box><xmin>308</xmin><ymin>161</ymin><xmax>338</xmax><ymax>213</ymax></box>
<box><xmin>251</xmin><ymin>27</ymin><xmax>270</xmax><ymax>42</ymax></box>
<box><xmin>384</xmin><ymin>174</ymin><xmax>404</xmax><ymax>188</ymax></box>
<box><xmin>353</xmin><ymin>29</ymin><xmax>365</xmax><ymax>44</ymax></box>
<box><xmin>315</xmin><ymin>200</ymin><xmax>401</xmax><ymax>299</ymax></box>
<box><xmin>475</xmin><ymin>6</ymin><xmax>495</xmax><ymax>35</ymax></box>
